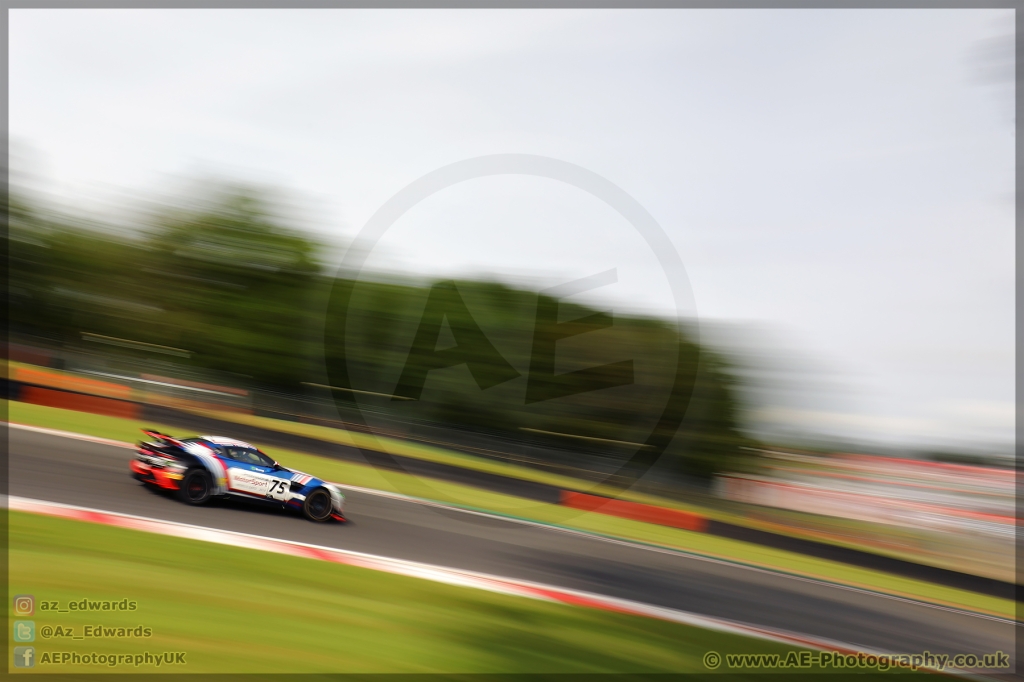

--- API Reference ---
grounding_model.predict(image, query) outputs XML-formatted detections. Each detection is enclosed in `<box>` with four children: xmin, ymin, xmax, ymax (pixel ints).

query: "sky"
<box><xmin>9</xmin><ymin>9</ymin><xmax>1015</xmax><ymax>454</ymax></box>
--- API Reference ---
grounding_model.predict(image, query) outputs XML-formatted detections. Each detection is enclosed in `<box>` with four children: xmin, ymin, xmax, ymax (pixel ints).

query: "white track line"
<box><xmin>9</xmin><ymin>421</ymin><xmax>1013</xmax><ymax>626</ymax></box>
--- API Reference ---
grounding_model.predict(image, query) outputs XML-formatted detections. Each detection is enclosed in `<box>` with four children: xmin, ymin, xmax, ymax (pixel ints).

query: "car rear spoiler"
<box><xmin>140</xmin><ymin>429</ymin><xmax>185</xmax><ymax>448</ymax></box>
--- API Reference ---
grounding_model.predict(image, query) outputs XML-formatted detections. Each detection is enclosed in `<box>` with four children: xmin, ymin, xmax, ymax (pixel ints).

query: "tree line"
<box><xmin>9</xmin><ymin>183</ymin><xmax>759</xmax><ymax>480</ymax></box>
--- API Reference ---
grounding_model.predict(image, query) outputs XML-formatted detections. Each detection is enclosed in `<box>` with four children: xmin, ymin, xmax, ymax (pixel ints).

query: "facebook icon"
<box><xmin>13</xmin><ymin>646</ymin><xmax>34</xmax><ymax>668</ymax></box>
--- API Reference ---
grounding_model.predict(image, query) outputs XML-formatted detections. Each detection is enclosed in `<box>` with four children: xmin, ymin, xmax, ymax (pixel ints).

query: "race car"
<box><xmin>129</xmin><ymin>429</ymin><xmax>345</xmax><ymax>522</ymax></box>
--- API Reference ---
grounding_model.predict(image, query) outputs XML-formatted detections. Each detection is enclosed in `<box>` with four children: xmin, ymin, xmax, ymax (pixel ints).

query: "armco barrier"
<box><xmin>560</xmin><ymin>490</ymin><xmax>708</xmax><ymax>532</ymax></box>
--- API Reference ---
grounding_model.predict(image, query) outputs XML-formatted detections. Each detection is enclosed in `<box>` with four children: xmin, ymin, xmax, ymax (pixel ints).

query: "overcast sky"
<box><xmin>10</xmin><ymin>9</ymin><xmax>1015</xmax><ymax>453</ymax></box>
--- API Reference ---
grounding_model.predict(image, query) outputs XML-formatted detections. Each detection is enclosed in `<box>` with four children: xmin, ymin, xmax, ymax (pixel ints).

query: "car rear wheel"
<box><xmin>303</xmin><ymin>488</ymin><xmax>333</xmax><ymax>522</ymax></box>
<box><xmin>178</xmin><ymin>469</ymin><xmax>212</xmax><ymax>505</ymax></box>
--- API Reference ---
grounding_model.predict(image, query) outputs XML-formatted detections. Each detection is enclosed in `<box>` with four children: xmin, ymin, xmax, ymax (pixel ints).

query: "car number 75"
<box><xmin>267</xmin><ymin>480</ymin><xmax>288</xmax><ymax>499</ymax></box>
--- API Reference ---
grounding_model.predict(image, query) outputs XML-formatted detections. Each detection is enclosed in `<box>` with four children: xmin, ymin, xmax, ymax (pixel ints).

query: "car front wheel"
<box><xmin>303</xmin><ymin>488</ymin><xmax>334</xmax><ymax>522</ymax></box>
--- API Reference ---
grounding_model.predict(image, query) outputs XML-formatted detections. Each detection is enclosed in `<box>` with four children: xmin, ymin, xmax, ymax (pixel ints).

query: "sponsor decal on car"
<box><xmin>226</xmin><ymin>469</ymin><xmax>290</xmax><ymax>501</ymax></box>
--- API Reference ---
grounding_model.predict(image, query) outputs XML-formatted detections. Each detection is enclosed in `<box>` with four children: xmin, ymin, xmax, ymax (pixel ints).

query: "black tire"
<box><xmin>303</xmin><ymin>488</ymin><xmax>334</xmax><ymax>522</ymax></box>
<box><xmin>178</xmin><ymin>468</ymin><xmax>212</xmax><ymax>505</ymax></box>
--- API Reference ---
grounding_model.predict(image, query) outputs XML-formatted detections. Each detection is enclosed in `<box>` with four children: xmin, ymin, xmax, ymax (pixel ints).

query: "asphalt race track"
<box><xmin>9</xmin><ymin>427</ymin><xmax>1017</xmax><ymax>663</ymax></box>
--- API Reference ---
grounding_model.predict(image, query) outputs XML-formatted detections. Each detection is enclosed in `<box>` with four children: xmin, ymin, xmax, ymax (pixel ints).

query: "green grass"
<box><xmin>9</xmin><ymin>510</ymin><xmax>823</xmax><ymax>673</ymax></box>
<box><xmin>8</xmin><ymin>401</ymin><xmax>1015</xmax><ymax>620</ymax></box>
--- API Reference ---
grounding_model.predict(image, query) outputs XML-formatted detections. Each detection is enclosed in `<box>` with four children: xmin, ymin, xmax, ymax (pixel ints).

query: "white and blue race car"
<box><xmin>130</xmin><ymin>430</ymin><xmax>345</xmax><ymax>522</ymax></box>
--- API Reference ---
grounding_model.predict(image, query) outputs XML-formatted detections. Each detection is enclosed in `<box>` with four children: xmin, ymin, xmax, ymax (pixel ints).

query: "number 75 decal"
<box><xmin>267</xmin><ymin>480</ymin><xmax>289</xmax><ymax>499</ymax></box>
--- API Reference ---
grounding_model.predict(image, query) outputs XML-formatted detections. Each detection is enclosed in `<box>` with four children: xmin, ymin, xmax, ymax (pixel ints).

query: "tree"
<box><xmin>138</xmin><ymin>187</ymin><xmax>322</xmax><ymax>387</ymax></box>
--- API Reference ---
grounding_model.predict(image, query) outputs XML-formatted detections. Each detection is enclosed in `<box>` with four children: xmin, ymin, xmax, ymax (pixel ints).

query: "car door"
<box><xmin>220</xmin><ymin>446</ymin><xmax>284</xmax><ymax>501</ymax></box>
<box><xmin>247</xmin><ymin>448</ymin><xmax>292</xmax><ymax>503</ymax></box>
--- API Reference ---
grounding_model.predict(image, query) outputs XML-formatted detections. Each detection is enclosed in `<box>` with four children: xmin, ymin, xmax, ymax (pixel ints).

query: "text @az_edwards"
<box><xmin>40</xmin><ymin>624</ymin><xmax>152</xmax><ymax>639</ymax></box>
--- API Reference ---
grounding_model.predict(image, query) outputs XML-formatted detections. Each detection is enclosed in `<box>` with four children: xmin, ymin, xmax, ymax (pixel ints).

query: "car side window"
<box><xmin>222</xmin><ymin>446</ymin><xmax>258</xmax><ymax>465</ymax></box>
<box><xmin>244</xmin><ymin>448</ymin><xmax>274</xmax><ymax>467</ymax></box>
<box><xmin>253</xmin><ymin>450</ymin><xmax>276</xmax><ymax>468</ymax></box>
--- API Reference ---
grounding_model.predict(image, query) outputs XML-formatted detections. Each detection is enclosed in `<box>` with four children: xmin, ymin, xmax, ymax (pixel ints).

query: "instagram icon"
<box><xmin>13</xmin><ymin>595</ymin><xmax>34</xmax><ymax>617</ymax></box>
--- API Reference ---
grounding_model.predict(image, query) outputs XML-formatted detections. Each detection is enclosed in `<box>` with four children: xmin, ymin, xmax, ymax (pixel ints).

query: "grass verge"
<box><xmin>9</xmin><ymin>510</ymin><xmax>827</xmax><ymax>673</ymax></box>
<box><xmin>7</xmin><ymin>400</ymin><xmax>1015</xmax><ymax>620</ymax></box>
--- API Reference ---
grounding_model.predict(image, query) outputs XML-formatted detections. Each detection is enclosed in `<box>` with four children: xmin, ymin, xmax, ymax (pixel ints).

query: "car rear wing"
<box><xmin>139</xmin><ymin>429</ymin><xmax>185</xmax><ymax>449</ymax></box>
